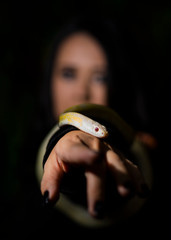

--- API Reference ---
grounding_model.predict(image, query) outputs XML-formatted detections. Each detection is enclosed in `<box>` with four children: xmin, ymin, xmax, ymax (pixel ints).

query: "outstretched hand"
<box><xmin>41</xmin><ymin>130</ymin><xmax>149</xmax><ymax>218</ymax></box>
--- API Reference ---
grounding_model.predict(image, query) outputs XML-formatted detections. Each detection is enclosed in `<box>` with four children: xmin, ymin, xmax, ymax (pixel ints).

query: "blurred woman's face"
<box><xmin>51</xmin><ymin>32</ymin><xmax>108</xmax><ymax>119</ymax></box>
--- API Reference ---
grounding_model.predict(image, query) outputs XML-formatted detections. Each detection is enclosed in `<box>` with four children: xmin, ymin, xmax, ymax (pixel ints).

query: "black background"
<box><xmin>0</xmin><ymin>0</ymin><xmax>170</xmax><ymax>238</ymax></box>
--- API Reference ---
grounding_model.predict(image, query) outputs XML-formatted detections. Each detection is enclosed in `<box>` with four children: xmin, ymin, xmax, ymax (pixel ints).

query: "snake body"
<box><xmin>59</xmin><ymin>103</ymin><xmax>135</xmax><ymax>144</ymax></box>
<box><xmin>36</xmin><ymin>103</ymin><xmax>153</xmax><ymax>228</ymax></box>
<box><xmin>59</xmin><ymin>111</ymin><xmax>109</xmax><ymax>138</ymax></box>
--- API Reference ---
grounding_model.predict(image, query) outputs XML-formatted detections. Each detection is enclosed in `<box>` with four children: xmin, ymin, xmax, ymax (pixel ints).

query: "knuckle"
<box><xmin>92</xmin><ymin>137</ymin><xmax>102</xmax><ymax>150</ymax></box>
<box><xmin>86</xmin><ymin>151</ymin><xmax>104</xmax><ymax>166</ymax></box>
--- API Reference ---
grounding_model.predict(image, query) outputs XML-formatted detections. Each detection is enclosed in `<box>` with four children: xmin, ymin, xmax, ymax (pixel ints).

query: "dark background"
<box><xmin>0</xmin><ymin>0</ymin><xmax>170</xmax><ymax>238</ymax></box>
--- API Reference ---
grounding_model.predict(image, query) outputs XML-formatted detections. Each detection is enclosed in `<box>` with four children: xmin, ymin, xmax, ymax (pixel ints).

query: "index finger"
<box><xmin>56</xmin><ymin>131</ymin><xmax>102</xmax><ymax>166</ymax></box>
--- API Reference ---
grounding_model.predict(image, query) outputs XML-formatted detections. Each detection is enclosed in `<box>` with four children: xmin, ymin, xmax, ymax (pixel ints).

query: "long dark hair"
<box><xmin>38</xmin><ymin>15</ymin><xmax>151</xmax><ymax>137</ymax></box>
<box><xmin>18</xmin><ymin>15</ymin><xmax>154</xmax><ymax>208</ymax></box>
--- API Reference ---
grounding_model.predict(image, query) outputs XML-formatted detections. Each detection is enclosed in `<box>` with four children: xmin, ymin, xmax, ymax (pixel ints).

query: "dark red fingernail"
<box><xmin>139</xmin><ymin>184</ymin><xmax>151</xmax><ymax>198</ymax></box>
<box><xmin>123</xmin><ymin>181</ymin><xmax>134</xmax><ymax>190</ymax></box>
<box><xmin>42</xmin><ymin>190</ymin><xmax>50</xmax><ymax>207</ymax></box>
<box><xmin>94</xmin><ymin>201</ymin><xmax>105</xmax><ymax>219</ymax></box>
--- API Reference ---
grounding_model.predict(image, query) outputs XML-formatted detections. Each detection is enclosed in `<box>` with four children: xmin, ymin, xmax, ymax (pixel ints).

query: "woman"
<box><xmin>35</xmin><ymin>15</ymin><xmax>156</xmax><ymax>229</ymax></box>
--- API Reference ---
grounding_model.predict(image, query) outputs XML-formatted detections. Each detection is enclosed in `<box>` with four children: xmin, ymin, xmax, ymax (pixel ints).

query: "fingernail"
<box><xmin>94</xmin><ymin>201</ymin><xmax>104</xmax><ymax>219</ymax></box>
<box><xmin>123</xmin><ymin>181</ymin><xmax>134</xmax><ymax>191</ymax></box>
<box><xmin>42</xmin><ymin>190</ymin><xmax>50</xmax><ymax>207</ymax></box>
<box><xmin>139</xmin><ymin>184</ymin><xmax>151</xmax><ymax>198</ymax></box>
<box><xmin>121</xmin><ymin>181</ymin><xmax>135</xmax><ymax>198</ymax></box>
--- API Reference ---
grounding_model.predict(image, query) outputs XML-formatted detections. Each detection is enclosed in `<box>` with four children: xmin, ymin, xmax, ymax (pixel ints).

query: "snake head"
<box><xmin>92</xmin><ymin>122</ymin><xmax>108</xmax><ymax>138</ymax></box>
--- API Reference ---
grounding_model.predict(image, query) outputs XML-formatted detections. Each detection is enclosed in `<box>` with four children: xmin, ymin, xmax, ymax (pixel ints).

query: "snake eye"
<box><xmin>95</xmin><ymin>127</ymin><xmax>99</xmax><ymax>132</ymax></box>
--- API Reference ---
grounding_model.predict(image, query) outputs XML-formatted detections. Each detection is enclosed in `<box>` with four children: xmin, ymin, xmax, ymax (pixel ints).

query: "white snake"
<box><xmin>59</xmin><ymin>111</ymin><xmax>109</xmax><ymax>138</ymax></box>
<box><xmin>36</xmin><ymin>103</ymin><xmax>153</xmax><ymax>227</ymax></box>
<box><xmin>58</xmin><ymin>103</ymin><xmax>135</xmax><ymax>144</ymax></box>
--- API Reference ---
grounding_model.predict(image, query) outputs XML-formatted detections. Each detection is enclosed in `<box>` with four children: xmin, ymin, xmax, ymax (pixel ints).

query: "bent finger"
<box><xmin>85</xmin><ymin>160</ymin><xmax>106</xmax><ymax>218</ymax></box>
<box><xmin>56</xmin><ymin>131</ymin><xmax>102</xmax><ymax>166</ymax></box>
<box><xmin>106</xmin><ymin>150</ymin><xmax>133</xmax><ymax>197</ymax></box>
<box><xmin>124</xmin><ymin>159</ymin><xmax>150</xmax><ymax>198</ymax></box>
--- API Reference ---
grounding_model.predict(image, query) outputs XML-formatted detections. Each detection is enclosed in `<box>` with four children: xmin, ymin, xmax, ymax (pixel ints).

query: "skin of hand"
<box><xmin>41</xmin><ymin>130</ymin><xmax>149</xmax><ymax>218</ymax></box>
